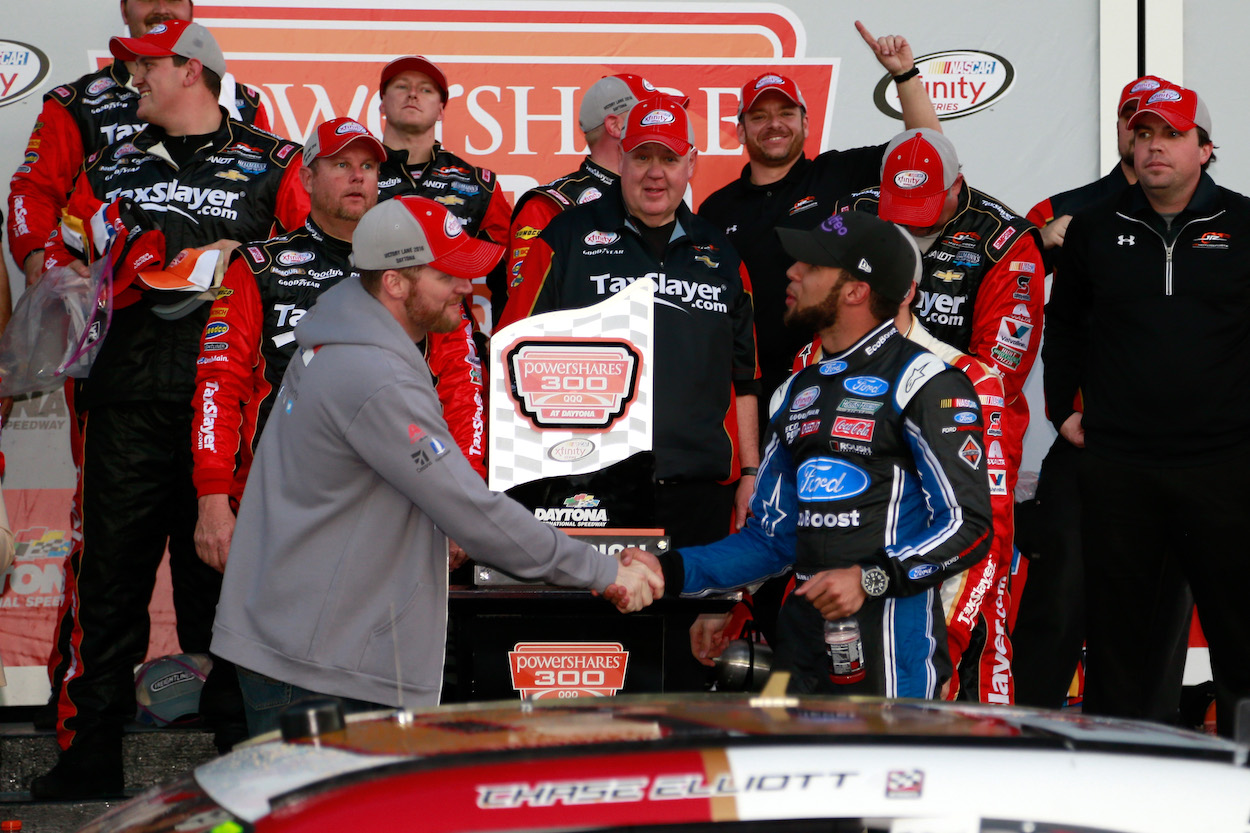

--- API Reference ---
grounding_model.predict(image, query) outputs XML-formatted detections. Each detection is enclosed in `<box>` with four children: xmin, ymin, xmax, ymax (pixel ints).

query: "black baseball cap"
<box><xmin>777</xmin><ymin>211</ymin><xmax>919</xmax><ymax>303</ymax></box>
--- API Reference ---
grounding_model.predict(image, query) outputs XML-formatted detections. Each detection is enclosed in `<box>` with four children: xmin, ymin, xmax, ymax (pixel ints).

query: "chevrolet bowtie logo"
<box><xmin>1117</xmin><ymin>235</ymin><xmax>1135</xmax><ymax>246</ymax></box>
<box><xmin>934</xmin><ymin>270</ymin><xmax>963</xmax><ymax>283</ymax></box>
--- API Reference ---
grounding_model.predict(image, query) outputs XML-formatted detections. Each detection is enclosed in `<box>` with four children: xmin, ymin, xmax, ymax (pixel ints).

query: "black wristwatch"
<box><xmin>893</xmin><ymin>67</ymin><xmax>920</xmax><ymax>84</ymax></box>
<box><xmin>861</xmin><ymin>566</ymin><xmax>889</xmax><ymax>598</ymax></box>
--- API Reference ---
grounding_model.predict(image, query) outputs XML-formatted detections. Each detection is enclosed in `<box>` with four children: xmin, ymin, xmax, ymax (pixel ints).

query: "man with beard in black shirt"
<box><xmin>698</xmin><ymin>21</ymin><xmax>940</xmax><ymax>430</ymax></box>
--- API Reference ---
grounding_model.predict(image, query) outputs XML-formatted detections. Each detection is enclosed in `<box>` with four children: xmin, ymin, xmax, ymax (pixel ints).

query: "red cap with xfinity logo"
<box><xmin>304</xmin><ymin>117</ymin><xmax>386</xmax><ymax>166</ymax></box>
<box><xmin>621</xmin><ymin>96</ymin><xmax>695</xmax><ymax>155</ymax></box>
<box><xmin>1118</xmin><ymin>75</ymin><xmax>1169</xmax><ymax>113</ymax></box>
<box><xmin>109</xmin><ymin>20</ymin><xmax>227</xmax><ymax>79</ymax></box>
<box><xmin>380</xmin><ymin>55</ymin><xmax>449</xmax><ymax>101</ymax></box>
<box><xmin>878</xmin><ymin>128</ymin><xmax>961</xmax><ymax>228</ymax></box>
<box><xmin>351</xmin><ymin>196</ymin><xmax>504</xmax><ymax>278</ymax></box>
<box><xmin>738</xmin><ymin>72</ymin><xmax>807</xmax><ymax>117</ymax></box>
<box><xmin>1128</xmin><ymin>85</ymin><xmax>1212</xmax><ymax>135</ymax></box>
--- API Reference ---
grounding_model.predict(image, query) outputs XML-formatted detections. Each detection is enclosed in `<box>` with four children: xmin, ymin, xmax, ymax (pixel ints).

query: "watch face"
<box><xmin>862</xmin><ymin>567</ymin><xmax>888</xmax><ymax>597</ymax></box>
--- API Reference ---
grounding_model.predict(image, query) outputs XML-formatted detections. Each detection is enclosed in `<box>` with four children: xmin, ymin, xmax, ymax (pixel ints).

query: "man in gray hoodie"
<box><xmin>212</xmin><ymin>196</ymin><xmax>662</xmax><ymax>735</ymax></box>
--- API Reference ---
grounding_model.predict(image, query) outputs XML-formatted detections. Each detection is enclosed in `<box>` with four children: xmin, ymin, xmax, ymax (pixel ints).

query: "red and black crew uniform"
<box><xmin>832</xmin><ymin>185</ymin><xmax>1044</xmax><ymax>512</ymax></box>
<box><xmin>507</xmin><ymin>157</ymin><xmax>619</xmax><ymax>298</ymax></box>
<box><xmin>7</xmin><ymin>60</ymin><xmax>268</xmax><ymax>274</ymax></box>
<box><xmin>42</xmin><ymin>112</ymin><xmax>308</xmax><ymax>759</ymax></box>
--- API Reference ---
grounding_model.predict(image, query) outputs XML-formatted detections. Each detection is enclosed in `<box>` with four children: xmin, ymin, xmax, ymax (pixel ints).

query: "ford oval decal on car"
<box><xmin>873</xmin><ymin>49</ymin><xmax>1015</xmax><ymax>121</ymax></box>
<box><xmin>796</xmin><ymin>458</ymin><xmax>870</xmax><ymax>502</ymax></box>
<box><xmin>843</xmin><ymin>376</ymin><xmax>888</xmax><ymax>397</ymax></box>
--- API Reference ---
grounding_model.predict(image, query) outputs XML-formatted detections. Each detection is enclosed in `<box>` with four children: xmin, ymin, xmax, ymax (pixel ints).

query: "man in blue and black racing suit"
<box><xmin>646</xmin><ymin>211</ymin><xmax>993</xmax><ymax>697</ymax></box>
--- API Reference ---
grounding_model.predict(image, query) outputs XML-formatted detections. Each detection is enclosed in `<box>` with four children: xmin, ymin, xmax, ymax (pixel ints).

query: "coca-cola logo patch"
<box><xmin>831</xmin><ymin>416</ymin><xmax>874</xmax><ymax>442</ymax></box>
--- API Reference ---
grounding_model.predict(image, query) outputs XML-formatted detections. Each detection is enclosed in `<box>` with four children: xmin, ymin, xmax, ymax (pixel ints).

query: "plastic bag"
<box><xmin>0</xmin><ymin>258</ymin><xmax>113</xmax><ymax>397</ymax></box>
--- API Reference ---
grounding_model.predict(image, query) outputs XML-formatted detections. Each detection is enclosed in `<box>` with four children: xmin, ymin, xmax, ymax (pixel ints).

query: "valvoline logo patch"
<box><xmin>796</xmin><ymin>458</ymin><xmax>870</xmax><ymax>502</ymax></box>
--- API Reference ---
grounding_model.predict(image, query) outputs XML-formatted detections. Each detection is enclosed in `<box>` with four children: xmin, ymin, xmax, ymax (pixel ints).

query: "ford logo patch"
<box><xmin>791</xmin><ymin>386</ymin><xmax>820</xmax><ymax>410</ymax></box>
<box><xmin>908</xmin><ymin>564</ymin><xmax>939</xmax><ymax>580</ymax></box>
<box><xmin>954</xmin><ymin>412</ymin><xmax>977</xmax><ymax>424</ymax></box>
<box><xmin>819</xmin><ymin>360</ymin><xmax>848</xmax><ymax>376</ymax></box>
<box><xmin>843</xmin><ymin>376</ymin><xmax>888</xmax><ymax>396</ymax></box>
<box><xmin>796</xmin><ymin>458</ymin><xmax>870</xmax><ymax>502</ymax></box>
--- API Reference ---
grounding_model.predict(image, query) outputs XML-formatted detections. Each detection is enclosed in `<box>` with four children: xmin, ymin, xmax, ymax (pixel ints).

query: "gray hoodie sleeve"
<box><xmin>343</xmin><ymin>376</ymin><xmax>620</xmax><ymax>592</ymax></box>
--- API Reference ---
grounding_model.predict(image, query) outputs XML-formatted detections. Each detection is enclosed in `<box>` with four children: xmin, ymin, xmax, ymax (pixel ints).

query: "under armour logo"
<box><xmin>1117</xmin><ymin>235</ymin><xmax>1135</xmax><ymax>246</ymax></box>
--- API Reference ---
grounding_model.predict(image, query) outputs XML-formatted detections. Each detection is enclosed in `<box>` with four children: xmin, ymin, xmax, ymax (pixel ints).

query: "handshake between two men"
<box><xmin>602</xmin><ymin>548</ymin><xmax>666</xmax><ymax>613</ymax></box>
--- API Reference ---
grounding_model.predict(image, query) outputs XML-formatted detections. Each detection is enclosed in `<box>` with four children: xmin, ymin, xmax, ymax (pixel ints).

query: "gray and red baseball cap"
<box><xmin>878</xmin><ymin>129</ymin><xmax>961</xmax><ymax>228</ymax></box>
<box><xmin>1128</xmin><ymin>84</ymin><xmax>1212</xmax><ymax>134</ymax></box>
<box><xmin>110</xmin><ymin>20</ymin><xmax>226</xmax><ymax>78</ymax></box>
<box><xmin>578</xmin><ymin>73</ymin><xmax>658</xmax><ymax>132</ymax></box>
<box><xmin>352</xmin><ymin>196</ymin><xmax>504</xmax><ymax>277</ymax></box>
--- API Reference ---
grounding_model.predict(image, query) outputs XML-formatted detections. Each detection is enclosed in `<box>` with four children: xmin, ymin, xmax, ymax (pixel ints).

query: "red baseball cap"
<box><xmin>110</xmin><ymin>20</ymin><xmax>226</xmax><ymax>79</ymax></box>
<box><xmin>380</xmin><ymin>55</ymin><xmax>449</xmax><ymax>101</ymax></box>
<box><xmin>352</xmin><ymin>196</ymin><xmax>504</xmax><ymax>278</ymax></box>
<box><xmin>878</xmin><ymin>129</ymin><xmax>961</xmax><ymax>227</ymax></box>
<box><xmin>1128</xmin><ymin>84</ymin><xmax>1212</xmax><ymax>134</ymax></box>
<box><xmin>738</xmin><ymin>72</ymin><xmax>806</xmax><ymax>117</ymax></box>
<box><xmin>1118</xmin><ymin>75</ymin><xmax>1168</xmax><ymax>113</ymax></box>
<box><xmin>621</xmin><ymin>96</ymin><xmax>695</xmax><ymax>155</ymax></box>
<box><xmin>303</xmin><ymin>117</ymin><xmax>386</xmax><ymax>166</ymax></box>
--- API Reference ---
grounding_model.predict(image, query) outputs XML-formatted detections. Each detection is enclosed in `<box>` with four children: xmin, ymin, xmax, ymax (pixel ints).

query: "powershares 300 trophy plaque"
<box><xmin>481</xmin><ymin>279</ymin><xmax>666</xmax><ymax>584</ymax></box>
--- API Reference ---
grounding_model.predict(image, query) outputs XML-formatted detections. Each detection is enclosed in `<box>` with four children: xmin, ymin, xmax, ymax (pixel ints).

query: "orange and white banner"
<box><xmin>170</xmin><ymin>2</ymin><xmax>842</xmax><ymax>206</ymax></box>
